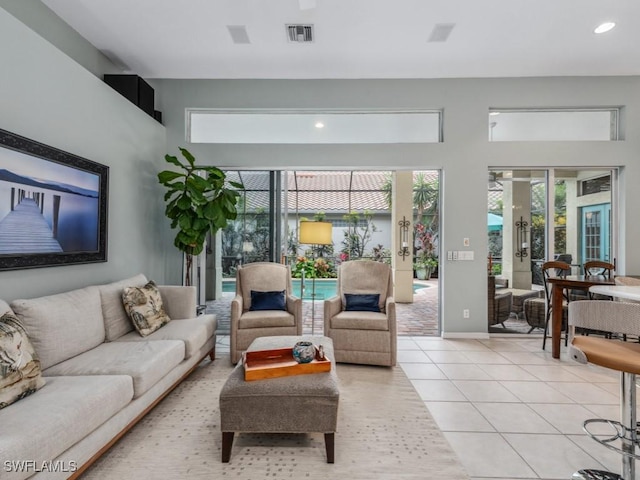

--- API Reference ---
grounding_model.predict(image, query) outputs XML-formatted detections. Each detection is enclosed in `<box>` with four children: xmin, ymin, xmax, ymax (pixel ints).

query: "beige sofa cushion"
<box><xmin>122</xmin><ymin>281</ymin><xmax>171</xmax><ymax>337</ymax></box>
<box><xmin>43</xmin><ymin>340</ymin><xmax>184</xmax><ymax>398</ymax></box>
<box><xmin>99</xmin><ymin>274</ymin><xmax>148</xmax><ymax>341</ymax></box>
<box><xmin>0</xmin><ymin>313</ymin><xmax>46</xmax><ymax>410</ymax></box>
<box><xmin>0</xmin><ymin>375</ymin><xmax>132</xmax><ymax>478</ymax></box>
<box><xmin>10</xmin><ymin>286</ymin><xmax>104</xmax><ymax>370</ymax></box>
<box><xmin>115</xmin><ymin>315</ymin><xmax>216</xmax><ymax>359</ymax></box>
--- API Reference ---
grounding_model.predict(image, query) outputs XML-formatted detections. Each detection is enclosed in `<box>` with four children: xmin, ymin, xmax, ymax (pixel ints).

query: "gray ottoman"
<box><xmin>219</xmin><ymin>335</ymin><xmax>340</xmax><ymax>463</ymax></box>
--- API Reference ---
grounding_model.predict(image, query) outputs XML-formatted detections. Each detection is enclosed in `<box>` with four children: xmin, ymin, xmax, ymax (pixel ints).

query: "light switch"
<box><xmin>459</xmin><ymin>251</ymin><xmax>475</xmax><ymax>261</ymax></box>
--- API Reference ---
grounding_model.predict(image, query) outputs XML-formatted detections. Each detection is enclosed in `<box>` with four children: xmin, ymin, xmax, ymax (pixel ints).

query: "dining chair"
<box><xmin>583</xmin><ymin>260</ymin><xmax>616</xmax><ymax>300</ymax></box>
<box><xmin>523</xmin><ymin>260</ymin><xmax>570</xmax><ymax>350</ymax></box>
<box><xmin>583</xmin><ymin>260</ymin><xmax>615</xmax><ymax>277</ymax></box>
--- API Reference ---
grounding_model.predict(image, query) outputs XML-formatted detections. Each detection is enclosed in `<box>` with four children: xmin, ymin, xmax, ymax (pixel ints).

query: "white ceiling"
<box><xmin>41</xmin><ymin>0</ymin><xmax>640</xmax><ymax>80</ymax></box>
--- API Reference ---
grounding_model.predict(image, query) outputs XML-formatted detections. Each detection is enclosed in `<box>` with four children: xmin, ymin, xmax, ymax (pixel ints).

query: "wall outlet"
<box><xmin>463</xmin><ymin>309</ymin><xmax>470</xmax><ymax>318</ymax></box>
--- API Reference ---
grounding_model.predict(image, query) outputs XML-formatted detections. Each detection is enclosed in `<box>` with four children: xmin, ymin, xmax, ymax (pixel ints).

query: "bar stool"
<box><xmin>568</xmin><ymin>300</ymin><xmax>640</xmax><ymax>480</ymax></box>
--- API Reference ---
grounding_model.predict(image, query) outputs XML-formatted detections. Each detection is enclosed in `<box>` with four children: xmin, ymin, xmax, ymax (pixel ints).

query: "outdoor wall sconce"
<box><xmin>515</xmin><ymin>216</ymin><xmax>529</xmax><ymax>261</ymax></box>
<box><xmin>398</xmin><ymin>216</ymin><xmax>410</xmax><ymax>261</ymax></box>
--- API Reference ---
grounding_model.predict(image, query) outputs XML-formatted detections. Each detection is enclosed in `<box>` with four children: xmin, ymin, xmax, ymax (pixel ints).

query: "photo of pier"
<box><xmin>0</xmin><ymin>147</ymin><xmax>100</xmax><ymax>256</ymax></box>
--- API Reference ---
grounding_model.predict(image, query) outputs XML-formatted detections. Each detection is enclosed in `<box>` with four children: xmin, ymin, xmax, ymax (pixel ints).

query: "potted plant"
<box><xmin>158</xmin><ymin>147</ymin><xmax>243</xmax><ymax>286</ymax></box>
<box><xmin>414</xmin><ymin>254</ymin><xmax>438</xmax><ymax>280</ymax></box>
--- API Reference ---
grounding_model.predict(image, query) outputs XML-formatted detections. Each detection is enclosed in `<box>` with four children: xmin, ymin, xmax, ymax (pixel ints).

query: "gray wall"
<box><xmin>0</xmin><ymin>7</ymin><xmax>171</xmax><ymax>302</ymax></box>
<box><xmin>156</xmin><ymin>77</ymin><xmax>640</xmax><ymax>335</ymax></box>
<box><xmin>0</xmin><ymin>0</ymin><xmax>121</xmax><ymax>78</ymax></box>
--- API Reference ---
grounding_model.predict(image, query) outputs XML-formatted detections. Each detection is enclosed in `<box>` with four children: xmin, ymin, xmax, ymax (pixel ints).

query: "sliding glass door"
<box><xmin>487</xmin><ymin>168</ymin><xmax>616</xmax><ymax>332</ymax></box>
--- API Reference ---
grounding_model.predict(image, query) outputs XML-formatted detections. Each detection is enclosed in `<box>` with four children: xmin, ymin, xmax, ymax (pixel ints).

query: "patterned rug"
<box><xmin>81</xmin><ymin>355</ymin><xmax>469</xmax><ymax>479</ymax></box>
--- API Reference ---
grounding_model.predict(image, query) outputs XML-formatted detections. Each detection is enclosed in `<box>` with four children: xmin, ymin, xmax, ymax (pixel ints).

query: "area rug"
<box><xmin>81</xmin><ymin>356</ymin><xmax>469</xmax><ymax>479</ymax></box>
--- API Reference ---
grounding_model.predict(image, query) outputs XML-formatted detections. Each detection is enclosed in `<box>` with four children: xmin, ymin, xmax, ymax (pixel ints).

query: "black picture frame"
<box><xmin>0</xmin><ymin>128</ymin><xmax>108</xmax><ymax>270</ymax></box>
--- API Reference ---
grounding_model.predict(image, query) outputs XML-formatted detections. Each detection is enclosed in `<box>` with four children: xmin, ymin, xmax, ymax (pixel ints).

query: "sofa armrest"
<box><xmin>157</xmin><ymin>285</ymin><xmax>196</xmax><ymax>319</ymax></box>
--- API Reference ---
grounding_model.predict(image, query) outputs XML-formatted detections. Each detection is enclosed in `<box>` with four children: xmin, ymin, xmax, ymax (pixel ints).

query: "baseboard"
<box><xmin>441</xmin><ymin>332</ymin><xmax>490</xmax><ymax>339</ymax></box>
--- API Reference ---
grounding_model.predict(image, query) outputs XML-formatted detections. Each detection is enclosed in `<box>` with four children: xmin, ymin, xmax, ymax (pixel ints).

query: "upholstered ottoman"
<box><xmin>219</xmin><ymin>335</ymin><xmax>340</xmax><ymax>463</ymax></box>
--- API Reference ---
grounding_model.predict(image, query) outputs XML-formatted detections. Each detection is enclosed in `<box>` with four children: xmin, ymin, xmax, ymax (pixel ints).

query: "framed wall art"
<box><xmin>0</xmin><ymin>128</ymin><xmax>108</xmax><ymax>270</ymax></box>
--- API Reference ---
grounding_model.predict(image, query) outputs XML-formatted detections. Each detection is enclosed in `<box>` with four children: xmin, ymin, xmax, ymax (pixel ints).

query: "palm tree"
<box><xmin>381</xmin><ymin>172</ymin><xmax>440</xmax><ymax>268</ymax></box>
<box><xmin>413</xmin><ymin>172</ymin><xmax>439</xmax><ymax>229</ymax></box>
<box><xmin>381</xmin><ymin>172</ymin><xmax>439</xmax><ymax>228</ymax></box>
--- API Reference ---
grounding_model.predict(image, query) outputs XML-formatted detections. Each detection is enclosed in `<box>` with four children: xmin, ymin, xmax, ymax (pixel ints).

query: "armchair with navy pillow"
<box><xmin>230</xmin><ymin>262</ymin><xmax>302</xmax><ymax>364</ymax></box>
<box><xmin>324</xmin><ymin>260</ymin><xmax>396</xmax><ymax>366</ymax></box>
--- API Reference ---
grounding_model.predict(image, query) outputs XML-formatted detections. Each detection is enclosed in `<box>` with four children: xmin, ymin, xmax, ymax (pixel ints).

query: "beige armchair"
<box><xmin>230</xmin><ymin>262</ymin><xmax>302</xmax><ymax>364</ymax></box>
<box><xmin>323</xmin><ymin>260</ymin><xmax>396</xmax><ymax>366</ymax></box>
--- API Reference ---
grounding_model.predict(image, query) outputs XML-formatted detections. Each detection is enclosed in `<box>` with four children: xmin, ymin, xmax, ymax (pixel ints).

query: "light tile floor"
<box><xmin>214</xmin><ymin>334</ymin><xmax>631</xmax><ymax>480</ymax></box>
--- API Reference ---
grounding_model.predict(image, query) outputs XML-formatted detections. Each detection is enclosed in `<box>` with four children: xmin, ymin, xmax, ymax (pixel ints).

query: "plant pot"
<box><xmin>416</xmin><ymin>267</ymin><xmax>427</xmax><ymax>280</ymax></box>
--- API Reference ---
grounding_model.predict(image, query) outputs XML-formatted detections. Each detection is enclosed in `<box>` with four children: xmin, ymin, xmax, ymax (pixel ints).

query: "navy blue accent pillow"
<box><xmin>250</xmin><ymin>290</ymin><xmax>286</xmax><ymax>311</ymax></box>
<box><xmin>344</xmin><ymin>293</ymin><xmax>380</xmax><ymax>312</ymax></box>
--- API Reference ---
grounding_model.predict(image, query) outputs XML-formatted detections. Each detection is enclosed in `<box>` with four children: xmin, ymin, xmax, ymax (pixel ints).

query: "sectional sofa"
<box><xmin>0</xmin><ymin>274</ymin><xmax>217</xmax><ymax>479</ymax></box>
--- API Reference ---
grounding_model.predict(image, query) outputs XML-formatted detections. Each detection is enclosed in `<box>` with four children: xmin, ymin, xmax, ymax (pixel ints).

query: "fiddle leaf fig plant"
<box><xmin>158</xmin><ymin>147</ymin><xmax>243</xmax><ymax>285</ymax></box>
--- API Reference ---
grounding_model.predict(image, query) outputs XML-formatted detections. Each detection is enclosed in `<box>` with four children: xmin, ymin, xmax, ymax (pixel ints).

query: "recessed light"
<box><xmin>315</xmin><ymin>122</ymin><xmax>324</xmax><ymax>128</ymax></box>
<box><xmin>594</xmin><ymin>22</ymin><xmax>616</xmax><ymax>34</ymax></box>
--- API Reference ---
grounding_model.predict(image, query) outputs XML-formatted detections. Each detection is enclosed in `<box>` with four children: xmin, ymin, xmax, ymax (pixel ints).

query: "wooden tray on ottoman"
<box><xmin>243</xmin><ymin>347</ymin><xmax>331</xmax><ymax>381</ymax></box>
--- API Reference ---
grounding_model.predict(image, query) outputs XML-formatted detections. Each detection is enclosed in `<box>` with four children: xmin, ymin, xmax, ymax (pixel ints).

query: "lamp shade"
<box><xmin>299</xmin><ymin>221</ymin><xmax>332</xmax><ymax>245</ymax></box>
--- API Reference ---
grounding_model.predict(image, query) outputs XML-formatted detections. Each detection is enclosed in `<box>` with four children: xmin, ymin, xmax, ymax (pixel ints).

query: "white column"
<box><xmin>510</xmin><ymin>180</ymin><xmax>532</xmax><ymax>289</ymax></box>
<box><xmin>393</xmin><ymin>171</ymin><xmax>414</xmax><ymax>303</ymax></box>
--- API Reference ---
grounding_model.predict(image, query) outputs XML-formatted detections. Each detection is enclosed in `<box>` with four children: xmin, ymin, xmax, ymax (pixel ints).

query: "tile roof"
<box><xmin>226</xmin><ymin>170</ymin><xmax>438</xmax><ymax>212</ymax></box>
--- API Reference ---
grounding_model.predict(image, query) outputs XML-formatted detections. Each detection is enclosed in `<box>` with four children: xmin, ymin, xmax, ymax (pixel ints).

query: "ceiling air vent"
<box><xmin>287</xmin><ymin>24</ymin><xmax>314</xmax><ymax>43</ymax></box>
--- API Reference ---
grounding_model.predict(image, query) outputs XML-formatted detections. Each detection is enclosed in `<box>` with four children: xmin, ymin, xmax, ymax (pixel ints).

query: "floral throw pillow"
<box><xmin>0</xmin><ymin>312</ymin><xmax>46</xmax><ymax>410</ymax></box>
<box><xmin>122</xmin><ymin>281</ymin><xmax>171</xmax><ymax>337</ymax></box>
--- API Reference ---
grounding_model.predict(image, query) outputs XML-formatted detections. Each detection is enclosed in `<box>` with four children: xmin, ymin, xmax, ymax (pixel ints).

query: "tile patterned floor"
<box><xmin>214</xmin><ymin>334</ymin><xmax>630</xmax><ymax>480</ymax></box>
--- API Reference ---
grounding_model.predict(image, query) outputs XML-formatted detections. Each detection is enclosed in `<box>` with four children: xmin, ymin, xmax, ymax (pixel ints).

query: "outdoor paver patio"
<box><xmin>207</xmin><ymin>277</ymin><xmax>541</xmax><ymax>337</ymax></box>
<box><xmin>207</xmin><ymin>278</ymin><xmax>440</xmax><ymax>336</ymax></box>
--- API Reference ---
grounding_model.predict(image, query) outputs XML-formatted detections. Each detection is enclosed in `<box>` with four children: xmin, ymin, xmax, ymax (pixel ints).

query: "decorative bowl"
<box><xmin>292</xmin><ymin>341</ymin><xmax>316</xmax><ymax>364</ymax></box>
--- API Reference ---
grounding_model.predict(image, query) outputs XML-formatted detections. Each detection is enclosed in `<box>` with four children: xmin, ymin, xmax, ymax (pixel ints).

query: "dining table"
<box><xmin>589</xmin><ymin>284</ymin><xmax>640</xmax><ymax>302</ymax></box>
<box><xmin>546</xmin><ymin>275</ymin><xmax>616</xmax><ymax>359</ymax></box>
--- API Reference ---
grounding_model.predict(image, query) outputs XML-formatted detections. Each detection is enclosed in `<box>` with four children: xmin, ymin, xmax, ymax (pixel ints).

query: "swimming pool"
<box><xmin>222</xmin><ymin>278</ymin><xmax>429</xmax><ymax>299</ymax></box>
